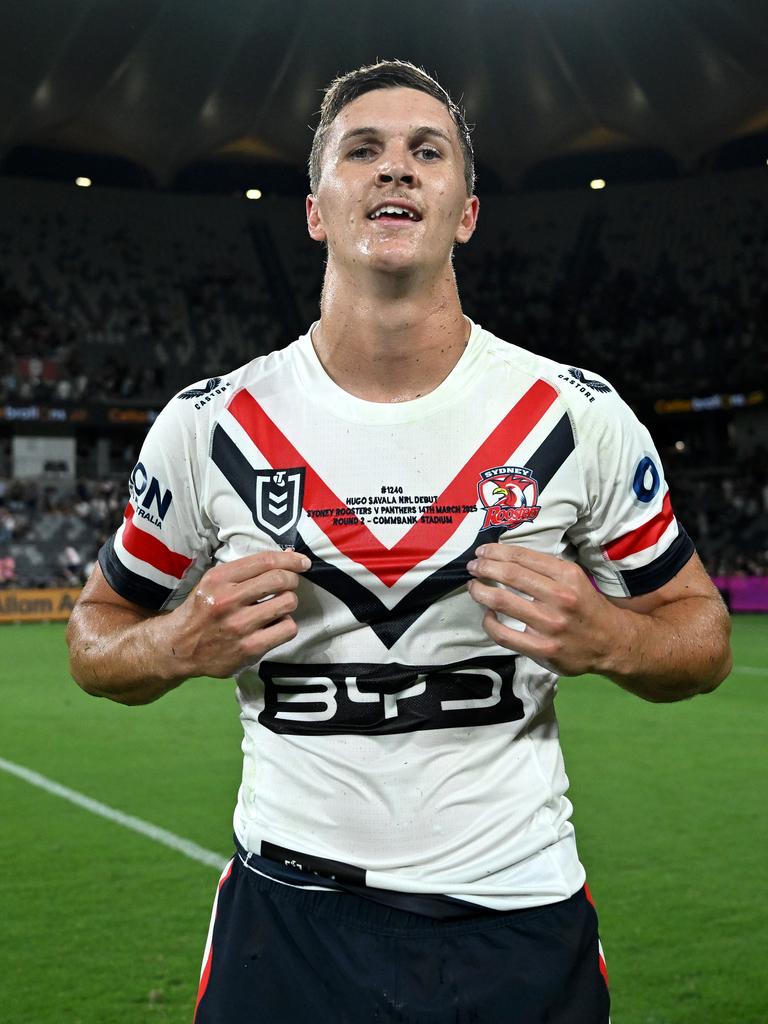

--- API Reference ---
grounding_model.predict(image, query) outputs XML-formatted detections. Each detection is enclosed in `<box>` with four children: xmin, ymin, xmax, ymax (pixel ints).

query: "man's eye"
<box><xmin>348</xmin><ymin>146</ymin><xmax>373</xmax><ymax>159</ymax></box>
<box><xmin>416</xmin><ymin>147</ymin><xmax>441</xmax><ymax>160</ymax></box>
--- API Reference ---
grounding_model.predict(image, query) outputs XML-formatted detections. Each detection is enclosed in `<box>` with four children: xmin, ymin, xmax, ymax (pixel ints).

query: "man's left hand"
<box><xmin>466</xmin><ymin>543</ymin><xmax>623</xmax><ymax>676</ymax></box>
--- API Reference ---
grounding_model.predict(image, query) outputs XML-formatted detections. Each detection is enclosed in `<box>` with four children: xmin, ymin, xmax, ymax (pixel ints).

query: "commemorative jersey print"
<box><xmin>211</xmin><ymin>381</ymin><xmax>576</xmax><ymax>650</ymax></box>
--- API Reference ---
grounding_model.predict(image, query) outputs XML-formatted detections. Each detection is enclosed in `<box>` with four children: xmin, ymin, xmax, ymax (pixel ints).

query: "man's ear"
<box><xmin>455</xmin><ymin>195</ymin><xmax>480</xmax><ymax>245</ymax></box>
<box><xmin>306</xmin><ymin>194</ymin><xmax>327</xmax><ymax>243</ymax></box>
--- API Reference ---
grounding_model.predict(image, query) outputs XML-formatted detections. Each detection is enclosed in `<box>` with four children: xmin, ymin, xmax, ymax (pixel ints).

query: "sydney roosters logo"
<box><xmin>478</xmin><ymin>466</ymin><xmax>541</xmax><ymax>530</ymax></box>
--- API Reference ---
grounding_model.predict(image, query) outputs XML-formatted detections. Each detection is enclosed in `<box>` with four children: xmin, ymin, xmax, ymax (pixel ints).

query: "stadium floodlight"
<box><xmin>590</xmin><ymin>178</ymin><xmax>606</xmax><ymax>190</ymax></box>
<box><xmin>245</xmin><ymin>188</ymin><xmax>262</xmax><ymax>200</ymax></box>
<box><xmin>75</xmin><ymin>176</ymin><xmax>92</xmax><ymax>188</ymax></box>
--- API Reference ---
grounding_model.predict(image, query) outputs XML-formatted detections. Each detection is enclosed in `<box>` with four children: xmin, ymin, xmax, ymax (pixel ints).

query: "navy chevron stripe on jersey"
<box><xmin>296</xmin><ymin>414</ymin><xmax>574</xmax><ymax>646</ymax></box>
<box><xmin>295</xmin><ymin>525</ymin><xmax>503</xmax><ymax>647</ymax></box>
<box><xmin>526</xmin><ymin>413</ymin><xmax>575</xmax><ymax>492</ymax></box>
<box><xmin>211</xmin><ymin>423</ymin><xmax>253</xmax><ymax>511</ymax></box>
<box><xmin>211</xmin><ymin>412</ymin><xmax>576</xmax><ymax>648</ymax></box>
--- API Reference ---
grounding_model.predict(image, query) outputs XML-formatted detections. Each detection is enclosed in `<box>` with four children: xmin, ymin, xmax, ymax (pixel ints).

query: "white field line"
<box><xmin>731</xmin><ymin>665</ymin><xmax>766</xmax><ymax>677</ymax></box>
<box><xmin>0</xmin><ymin>755</ymin><xmax>228</xmax><ymax>871</ymax></box>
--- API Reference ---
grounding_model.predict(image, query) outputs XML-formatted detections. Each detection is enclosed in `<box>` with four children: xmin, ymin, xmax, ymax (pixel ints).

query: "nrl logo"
<box><xmin>478</xmin><ymin>466</ymin><xmax>541</xmax><ymax>531</ymax></box>
<box><xmin>254</xmin><ymin>467</ymin><xmax>306</xmax><ymax>545</ymax></box>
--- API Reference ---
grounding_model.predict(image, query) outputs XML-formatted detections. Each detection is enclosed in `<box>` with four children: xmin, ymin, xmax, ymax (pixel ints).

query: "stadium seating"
<box><xmin>1</xmin><ymin>170</ymin><xmax>766</xmax><ymax>579</ymax></box>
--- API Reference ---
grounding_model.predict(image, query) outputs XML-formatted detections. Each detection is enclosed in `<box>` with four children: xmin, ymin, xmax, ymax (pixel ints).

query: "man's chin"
<box><xmin>370</xmin><ymin>257</ymin><xmax>418</xmax><ymax>276</ymax></box>
<box><xmin>362</xmin><ymin>246</ymin><xmax>425</xmax><ymax>276</ymax></box>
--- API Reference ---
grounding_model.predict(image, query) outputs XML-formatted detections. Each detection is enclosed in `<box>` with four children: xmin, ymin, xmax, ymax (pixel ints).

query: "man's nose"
<box><xmin>376</xmin><ymin>167</ymin><xmax>415</xmax><ymax>186</ymax></box>
<box><xmin>375</xmin><ymin>153</ymin><xmax>416</xmax><ymax>186</ymax></box>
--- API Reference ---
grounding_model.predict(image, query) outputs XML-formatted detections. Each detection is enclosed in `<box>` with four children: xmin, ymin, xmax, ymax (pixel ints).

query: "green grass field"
<box><xmin>0</xmin><ymin>617</ymin><xmax>765</xmax><ymax>1023</ymax></box>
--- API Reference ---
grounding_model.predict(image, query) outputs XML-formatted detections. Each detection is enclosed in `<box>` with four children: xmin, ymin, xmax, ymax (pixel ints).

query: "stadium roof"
<box><xmin>2</xmin><ymin>0</ymin><xmax>768</xmax><ymax>189</ymax></box>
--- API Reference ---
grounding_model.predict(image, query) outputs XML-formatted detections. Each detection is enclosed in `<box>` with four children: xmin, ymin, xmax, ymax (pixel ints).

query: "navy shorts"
<box><xmin>194</xmin><ymin>852</ymin><xmax>610</xmax><ymax>1023</ymax></box>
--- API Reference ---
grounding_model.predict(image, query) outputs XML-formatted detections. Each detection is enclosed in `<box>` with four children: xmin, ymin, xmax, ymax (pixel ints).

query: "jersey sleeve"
<box><xmin>568</xmin><ymin>393</ymin><xmax>694</xmax><ymax>598</ymax></box>
<box><xmin>98</xmin><ymin>400</ymin><xmax>215</xmax><ymax>610</ymax></box>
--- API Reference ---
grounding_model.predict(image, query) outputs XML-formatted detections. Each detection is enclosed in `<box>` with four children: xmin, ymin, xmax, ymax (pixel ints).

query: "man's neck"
<box><xmin>311</xmin><ymin>265</ymin><xmax>470</xmax><ymax>403</ymax></box>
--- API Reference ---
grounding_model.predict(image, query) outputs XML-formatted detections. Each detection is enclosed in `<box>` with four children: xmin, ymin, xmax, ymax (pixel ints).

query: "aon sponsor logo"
<box><xmin>257</xmin><ymin>656</ymin><xmax>522</xmax><ymax>735</ymax></box>
<box><xmin>129</xmin><ymin>461</ymin><xmax>173</xmax><ymax>526</ymax></box>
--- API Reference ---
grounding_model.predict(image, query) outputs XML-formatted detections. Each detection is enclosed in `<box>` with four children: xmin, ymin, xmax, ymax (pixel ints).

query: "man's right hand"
<box><xmin>66</xmin><ymin>551</ymin><xmax>311</xmax><ymax>704</ymax></box>
<box><xmin>163</xmin><ymin>550</ymin><xmax>311</xmax><ymax>679</ymax></box>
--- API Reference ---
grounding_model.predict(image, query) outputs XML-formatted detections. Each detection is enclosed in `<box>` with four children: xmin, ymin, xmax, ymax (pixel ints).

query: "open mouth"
<box><xmin>367</xmin><ymin>204</ymin><xmax>422</xmax><ymax>223</ymax></box>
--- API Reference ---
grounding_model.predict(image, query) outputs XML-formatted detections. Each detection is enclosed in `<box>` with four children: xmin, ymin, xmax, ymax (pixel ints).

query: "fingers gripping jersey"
<box><xmin>100</xmin><ymin>322</ymin><xmax>693</xmax><ymax>910</ymax></box>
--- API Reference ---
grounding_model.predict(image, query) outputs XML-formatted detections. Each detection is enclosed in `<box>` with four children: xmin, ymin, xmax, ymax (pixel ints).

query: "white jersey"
<box><xmin>101</xmin><ymin>321</ymin><xmax>693</xmax><ymax>910</ymax></box>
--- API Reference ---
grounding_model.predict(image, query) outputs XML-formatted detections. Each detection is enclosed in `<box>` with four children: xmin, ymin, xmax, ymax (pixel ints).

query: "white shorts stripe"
<box><xmin>199</xmin><ymin>858</ymin><xmax>235</xmax><ymax>980</ymax></box>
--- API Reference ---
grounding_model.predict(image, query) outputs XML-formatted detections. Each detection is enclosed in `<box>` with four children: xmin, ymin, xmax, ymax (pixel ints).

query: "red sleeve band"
<box><xmin>122</xmin><ymin>503</ymin><xmax>194</xmax><ymax>579</ymax></box>
<box><xmin>603</xmin><ymin>492</ymin><xmax>674</xmax><ymax>561</ymax></box>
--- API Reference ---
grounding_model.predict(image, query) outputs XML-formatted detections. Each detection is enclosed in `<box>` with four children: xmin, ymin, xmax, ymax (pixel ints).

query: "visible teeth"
<box><xmin>370</xmin><ymin>205</ymin><xmax>416</xmax><ymax>219</ymax></box>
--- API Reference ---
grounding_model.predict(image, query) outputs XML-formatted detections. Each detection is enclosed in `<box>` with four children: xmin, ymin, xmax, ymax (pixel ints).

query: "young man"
<box><xmin>67</xmin><ymin>60</ymin><xmax>731</xmax><ymax>1023</ymax></box>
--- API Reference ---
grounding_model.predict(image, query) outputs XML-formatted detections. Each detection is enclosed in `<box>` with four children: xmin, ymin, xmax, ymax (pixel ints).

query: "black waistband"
<box><xmin>234</xmin><ymin>835</ymin><xmax>563</xmax><ymax>921</ymax></box>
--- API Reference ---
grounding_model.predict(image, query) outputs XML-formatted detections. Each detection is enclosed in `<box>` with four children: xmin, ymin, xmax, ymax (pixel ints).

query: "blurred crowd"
<box><xmin>669</xmin><ymin>454</ymin><xmax>768</xmax><ymax>577</ymax></box>
<box><xmin>0</xmin><ymin>478</ymin><xmax>122</xmax><ymax>588</ymax></box>
<box><xmin>3</xmin><ymin>173</ymin><xmax>767</xmax><ymax>405</ymax></box>
<box><xmin>0</xmin><ymin>171</ymin><xmax>766</xmax><ymax>584</ymax></box>
<box><xmin>457</xmin><ymin>183</ymin><xmax>768</xmax><ymax>399</ymax></box>
<box><xmin>0</xmin><ymin>195</ymin><xmax>286</xmax><ymax>405</ymax></box>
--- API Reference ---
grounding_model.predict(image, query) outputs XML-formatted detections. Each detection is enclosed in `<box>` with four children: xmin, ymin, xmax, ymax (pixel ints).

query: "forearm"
<box><xmin>66</xmin><ymin>602</ymin><xmax>188</xmax><ymax>705</ymax></box>
<box><xmin>600</xmin><ymin>595</ymin><xmax>732</xmax><ymax>702</ymax></box>
<box><xmin>67</xmin><ymin>552</ymin><xmax>307</xmax><ymax>704</ymax></box>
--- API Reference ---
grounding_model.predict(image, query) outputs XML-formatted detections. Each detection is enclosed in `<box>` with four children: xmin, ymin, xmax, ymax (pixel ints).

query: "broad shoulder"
<box><xmin>156</xmin><ymin>342</ymin><xmax>298</xmax><ymax>436</ymax></box>
<box><xmin>484</xmin><ymin>330</ymin><xmax>633</xmax><ymax>435</ymax></box>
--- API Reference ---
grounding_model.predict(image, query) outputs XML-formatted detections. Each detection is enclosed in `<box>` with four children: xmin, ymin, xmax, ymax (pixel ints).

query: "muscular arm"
<box><xmin>66</xmin><ymin>552</ymin><xmax>310</xmax><ymax>706</ymax></box>
<box><xmin>600</xmin><ymin>556</ymin><xmax>731</xmax><ymax>700</ymax></box>
<box><xmin>467</xmin><ymin>546</ymin><xmax>731</xmax><ymax>702</ymax></box>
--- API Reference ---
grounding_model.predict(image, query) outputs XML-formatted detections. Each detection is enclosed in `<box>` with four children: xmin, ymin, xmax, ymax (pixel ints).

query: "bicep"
<box><xmin>606</xmin><ymin>551</ymin><xmax>722</xmax><ymax>615</ymax></box>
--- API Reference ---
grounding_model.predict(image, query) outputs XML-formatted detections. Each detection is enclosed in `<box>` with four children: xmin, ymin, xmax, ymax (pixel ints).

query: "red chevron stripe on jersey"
<box><xmin>603</xmin><ymin>491</ymin><xmax>674</xmax><ymax>561</ymax></box>
<box><xmin>227</xmin><ymin>379</ymin><xmax>558</xmax><ymax>588</ymax></box>
<box><xmin>121</xmin><ymin>503</ymin><xmax>194</xmax><ymax>579</ymax></box>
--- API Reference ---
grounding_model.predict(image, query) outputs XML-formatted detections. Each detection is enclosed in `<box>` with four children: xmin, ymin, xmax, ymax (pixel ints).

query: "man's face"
<box><xmin>307</xmin><ymin>87</ymin><xmax>478</xmax><ymax>276</ymax></box>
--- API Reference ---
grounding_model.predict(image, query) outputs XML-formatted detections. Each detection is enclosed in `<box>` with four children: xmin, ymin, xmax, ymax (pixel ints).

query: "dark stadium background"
<box><xmin>0</xmin><ymin>3</ymin><xmax>766</xmax><ymax>1022</ymax></box>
